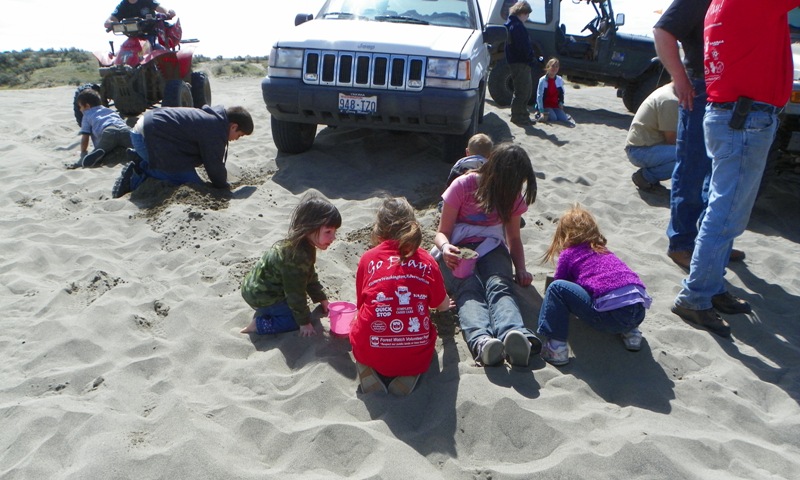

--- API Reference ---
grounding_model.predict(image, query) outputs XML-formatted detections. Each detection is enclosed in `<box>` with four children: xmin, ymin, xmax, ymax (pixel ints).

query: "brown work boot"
<box><xmin>711</xmin><ymin>291</ymin><xmax>752</xmax><ymax>314</ymax></box>
<box><xmin>671</xmin><ymin>304</ymin><xmax>731</xmax><ymax>337</ymax></box>
<box><xmin>729</xmin><ymin>249</ymin><xmax>746</xmax><ymax>262</ymax></box>
<box><xmin>667</xmin><ymin>250</ymin><xmax>692</xmax><ymax>270</ymax></box>
<box><xmin>668</xmin><ymin>248</ymin><xmax>746</xmax><ymax>270</ymax></box>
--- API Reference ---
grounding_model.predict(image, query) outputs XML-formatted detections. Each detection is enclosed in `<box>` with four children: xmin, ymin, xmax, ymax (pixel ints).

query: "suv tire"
<box><xmin>443</xmin><ymin>92</ymin><xmax>482</xmax><ymax>163</ymax></box>
<box><xmin>271</xmin><ymin>116</ymin><xmax>317</xmax><ymax>154</ymax></box>
<box><xmin>622</xmin><ymin>69</ymin><xmax>667</xmax><ymax>113</ymax></box>
<box><xmin>488</xmin><ymin>60</ymin><xmax>513</xmax><ymax>106</ymax></box>
<box><xmin>488</xmin><ymin>59</ymin><xmax>539</xmax><ymax>107</ymax></box>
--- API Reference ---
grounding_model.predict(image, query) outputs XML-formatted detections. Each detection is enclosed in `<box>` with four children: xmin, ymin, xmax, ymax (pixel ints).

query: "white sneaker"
<box><xmin>503</xmin><ymin>330</ymin><xmax>531</xmax><ymax>367</ymax></box>
<box><xmin>621</xmin><ymin>328</ymin><xmax>643</xmax><ymax>352</ymax></box>
<box><xmin>541</xmin><ymin>339</ymin><xmax>569</xmax><ymax>366</ymax></box>
<box><xmin>475</xmin><ymin>337</ymin><xmax>504</xmax><ymax>366</ymax></box>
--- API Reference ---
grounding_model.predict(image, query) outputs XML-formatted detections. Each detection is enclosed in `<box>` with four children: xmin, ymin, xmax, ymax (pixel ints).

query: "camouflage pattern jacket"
<box><xmin>241</xmin><ymin>240</ymin><xmax>326</xmax><ymax>325</ymax></box>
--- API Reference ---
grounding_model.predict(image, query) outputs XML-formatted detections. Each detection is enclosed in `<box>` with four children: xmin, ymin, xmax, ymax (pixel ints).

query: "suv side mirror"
<box><xmin>484</xmin><ymin>25</ymin><xmax>507</xmax><ymax>46</ymax></box>
<box><xmin>615</xmin><ymin>13</ymin><xmax>625</xmax><ymax>27</ymax></box>
<box><xmin>295</xmin><ymin>13</ymin><xmax>313</xmax><ymax>26</ymax></box>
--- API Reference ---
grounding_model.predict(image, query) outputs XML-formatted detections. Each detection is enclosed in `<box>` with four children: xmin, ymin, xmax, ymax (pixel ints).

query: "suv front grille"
<box><xmin>303</xmin><ymin>50</ymin><xmax>425</xmax><ymax>91</ymax></box>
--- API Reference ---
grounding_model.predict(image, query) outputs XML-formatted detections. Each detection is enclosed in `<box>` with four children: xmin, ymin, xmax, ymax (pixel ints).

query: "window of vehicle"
<box><xmin>496</xmin><ymin>0</ymin><xmax>552</xmax><ymax>25</ymax></box>
<box><xmin>318</xmin><ymin>0</ymin><xmax>478</xmax><ymax>28</ymax></box>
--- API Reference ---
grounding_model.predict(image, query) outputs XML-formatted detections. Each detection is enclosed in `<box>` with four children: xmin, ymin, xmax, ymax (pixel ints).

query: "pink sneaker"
<box><xmin>541</xmin><ymin>339</ymin><xmax>569</xmax><ymax>366</ymax></box>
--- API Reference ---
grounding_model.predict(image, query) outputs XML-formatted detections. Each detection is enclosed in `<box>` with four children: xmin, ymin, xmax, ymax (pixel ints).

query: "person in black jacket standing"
<box><xmin>504</xmin><ymin>1</ymin><xmax>536</xmax><ymax>126</ymax></box>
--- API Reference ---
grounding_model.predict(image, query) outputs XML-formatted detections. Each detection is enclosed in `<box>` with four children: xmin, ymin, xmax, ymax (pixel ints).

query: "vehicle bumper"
<box><xmin>262</xmin><ymin>77</ymin><xmax>478</xmax><ymax>135</ymax></box>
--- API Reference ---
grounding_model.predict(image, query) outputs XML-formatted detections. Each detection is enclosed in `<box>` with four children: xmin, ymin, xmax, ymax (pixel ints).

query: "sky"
<box><xmin>1</xmin><ymin>0</ymin><xmax>671</xmax><ymax>58</ymax></box>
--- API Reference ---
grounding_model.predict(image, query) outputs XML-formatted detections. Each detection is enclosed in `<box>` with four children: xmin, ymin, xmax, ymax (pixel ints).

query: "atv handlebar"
<box><xmin>106</xmin><ymin>13</ymin><xmax>171</xmax><ymax>35</ymax></box>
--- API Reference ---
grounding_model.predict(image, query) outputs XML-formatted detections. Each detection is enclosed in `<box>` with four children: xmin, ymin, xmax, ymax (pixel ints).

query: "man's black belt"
<box><xmin>710</xmin><ymin>102</ymin><xmax>781</xmax><ymax>114</ymax></box>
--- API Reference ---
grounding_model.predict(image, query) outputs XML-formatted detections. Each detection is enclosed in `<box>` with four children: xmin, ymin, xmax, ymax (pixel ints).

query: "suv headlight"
<box><xmin>268</xmin><ymin>47</ymin><xmax>304</xmax><ymax>78</ymax></box>
<box><xmin>426</xmin><ymin>58</ymin><xmax>471</xmax><ymax>89</ymax></box>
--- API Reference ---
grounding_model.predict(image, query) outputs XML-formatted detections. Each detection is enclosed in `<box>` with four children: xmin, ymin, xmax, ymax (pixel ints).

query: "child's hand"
<box><xmin>515</xmin><ymin>270</ymin><xmax>533</xmax><ymax>287</ymax></box>
<box><xmin>442</xmin><ymin>243</ymin><xmax>461</xmax><ymax>270</ymax></box>
<box><xmin>435</xmin><ymin>295</ymin><xmax>454</xmax><ymax>312</ymax></box>
<box><xmin>299</xmin><ymin>323</ymin><xmax>317</xmax><ymax>337</ymax></box>
<box><xmin>320</xmin><ymin>300</ymin><xmax>330</xmax><ymax>315</ymax></box>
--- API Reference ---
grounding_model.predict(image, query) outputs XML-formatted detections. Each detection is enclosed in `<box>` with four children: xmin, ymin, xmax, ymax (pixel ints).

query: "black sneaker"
<box><xmin>510</xmin><ymin>116</ymin><xmax>534</xmax><ymax>126</ymax></box>
<box><xmin>126</xmin><ymin>148</ymin><xmax>145</xmax><ymax>173</ymax></box>
<box><xmin>81</xmin><ymin>149</ymin><xmax>106</xmax><ymax>168</ymax></box>
<box><xmin>112</xmin><ymin>162</ymin><xmax>136</xmax><ymax>198</ymax></box>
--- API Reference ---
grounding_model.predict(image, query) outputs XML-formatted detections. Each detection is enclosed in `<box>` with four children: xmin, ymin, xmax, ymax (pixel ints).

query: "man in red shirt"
<box><xmin>672</xmin><ymin>0</ymin><xmax>800</xmax><ymax>337</ymax></box>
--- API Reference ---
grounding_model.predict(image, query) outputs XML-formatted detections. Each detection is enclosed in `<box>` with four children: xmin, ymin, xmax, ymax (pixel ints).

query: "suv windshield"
<box><xmin>319</xmin><ymin>0</ymin><xmax>478</xmax><ymax>29</ymax></box>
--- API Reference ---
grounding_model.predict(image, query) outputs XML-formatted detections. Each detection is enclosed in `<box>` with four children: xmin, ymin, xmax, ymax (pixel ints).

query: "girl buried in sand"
<box><xmin>350</xmin><ymin>198</ymin><xmax>452</xmax><ymax>395</ymax></box>
<box><xmin>537</xmin><ymin>205</ymin><xmax>651</xmax><ymax>366</ymax></box>
<box><xmin>240</xmin><ymin>193</ymin><xmax>341</xmax><ymax>337</ymax></box>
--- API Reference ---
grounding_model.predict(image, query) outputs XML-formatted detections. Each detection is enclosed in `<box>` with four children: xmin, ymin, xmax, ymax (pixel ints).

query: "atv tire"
<box><xmin>622</xmin><ymin>69</ymin><xmax>669</xmax><ymax>113</ymax></box>
<box><xmin>73</xmin><ymin>83</ymin><xmax>102</xmax><ymax>126</ymax></box>
<box><xmin>190</xmin><ymin>72</ymin><xmax>211</xmax><ymax>108</ymax></box>
<box><xmin>162</xmin><ymin>80</ymin><xmax>193</xmax><ymax>108</ymax></box>
<box><xmin>271</xmin><ymin>116</ymin><xmax>317</xmax><ymax>154</ymax></box>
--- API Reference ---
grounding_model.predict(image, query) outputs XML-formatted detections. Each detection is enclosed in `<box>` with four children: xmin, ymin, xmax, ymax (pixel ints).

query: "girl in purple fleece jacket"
<box><xmin>537</xmin><ymin>205</ymin><xmax>651</xmax><ymax>366</ymax></box>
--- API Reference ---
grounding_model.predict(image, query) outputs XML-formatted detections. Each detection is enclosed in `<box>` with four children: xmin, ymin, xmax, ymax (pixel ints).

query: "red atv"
<box><xmin>73</xmin><ymin>13</ymin><xmax>211</xmax><ymax>125</ymax></box>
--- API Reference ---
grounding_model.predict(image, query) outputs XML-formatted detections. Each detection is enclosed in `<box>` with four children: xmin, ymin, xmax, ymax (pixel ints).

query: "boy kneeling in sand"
<box><xmin>71</xmin><ymin>89</ymin><xmax>132</xmax><ymax>169</ymax></box>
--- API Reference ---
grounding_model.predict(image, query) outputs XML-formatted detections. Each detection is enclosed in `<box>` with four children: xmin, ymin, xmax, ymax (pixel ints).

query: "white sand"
<box><xmin>1</xmin><ymin>77</ymin><xmax>799</xmax><ymax>479</ymax></box>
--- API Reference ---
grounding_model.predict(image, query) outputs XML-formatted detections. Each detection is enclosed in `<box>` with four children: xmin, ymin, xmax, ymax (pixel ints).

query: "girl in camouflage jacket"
<box><xmin>240</xmin><ymin>193</ymin><xmax>341</xmax><ymax>337</ymax></box>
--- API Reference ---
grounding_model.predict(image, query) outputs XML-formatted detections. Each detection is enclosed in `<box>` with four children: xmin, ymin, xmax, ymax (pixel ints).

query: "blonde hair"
<box><xmin>467</xmin><ymin>133</ymin><xmax>493</xmax><ymax>158</ymax></box>
<box><xmin>543</xmin><ymin>204</ymin><xmax>607</xmax><ymax>263</ymax></box>
<box><xmin>372</xmin><ymin>197</ymin><xmax>422</xmax><ymax>260</ymax></box>
<box><xmin>509</xmin><ymin>1</ymin><xmax>532</xmax><ymax>16</ymax></box>
<box><xmin>545</xmin><ymin>57</ymin><xmax>560</xmax><ymax>71</ymax></box>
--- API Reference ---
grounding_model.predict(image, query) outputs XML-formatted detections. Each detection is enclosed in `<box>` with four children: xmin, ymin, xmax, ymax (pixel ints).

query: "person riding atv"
<box><xmin>105</xmin><ymin>0</ymin><xmax>176</xmax><ymax>31</ymax></box>
<box><xmin>73</xmin><ymin>3</ymin><xmax>210</xmax><ymax>126</ymax></box>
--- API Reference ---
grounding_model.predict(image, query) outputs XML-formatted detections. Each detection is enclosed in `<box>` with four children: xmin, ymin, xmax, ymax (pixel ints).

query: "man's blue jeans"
<box><xmin>668</xmin><ymin>78</ymin><xmax>711</xmax><ymax>253</ymax></box>
<box><xmin>626</xmin><ymin>144</ymin><xmax>676</xmax><ymax>183</ymax></box>
<box><xmin>537</xmin><ymin>280</ymin><xmax>645</xmax><ymax>341</ymax></box>
<box><xmin>439</xmin><ymin>244</ymin><xmax>534</xmax><ymax>354</ymax></box>
<box><xmin>675</xmin><ymin>105</ymin><xmax>778</xmax><ymax>310</ymax></box>
<box><xmin>129</xmin><ymin>130</ymin><xmax>202</xmax><ymax>190</ymax></box>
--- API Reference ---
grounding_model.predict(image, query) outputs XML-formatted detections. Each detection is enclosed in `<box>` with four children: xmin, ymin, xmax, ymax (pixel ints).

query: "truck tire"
<box><xmin>443</xmin><ymin>91</ymin><xmax>482</xmax><ymax>163</ymax></box>
<box><xmin>73</xmin><ymin>83</ymin><xmax>102</xmax><ymax>126</ymax></box>
<box><xmin>271</xmin><ymin>116</ymin><xmax>317</xmax><ymax>154</ymax></box>
<box><xmin>488</xmin><ymin>60</ymin><xmax>513</xmax><ymax>106</ymax></box>
<box><xmin>622</xmin><ymin>69</ymin><xmax>669</xmax><ymax>113</ymax></box>
<box><xmin>162</xmin><ymin>80</ymin><xmax>193</xmax><ymax>108</ymax></box>
<box><xmin>190</xmin><ymin>72</ymin><xmax>212</xmax><ymax>108</ymax></box>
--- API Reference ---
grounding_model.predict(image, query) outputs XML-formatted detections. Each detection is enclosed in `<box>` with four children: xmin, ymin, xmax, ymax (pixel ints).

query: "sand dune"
<box><xmin>1</xmin><ymin>76</ymin><xmax>799</xmax><ymax>479</ymax></box>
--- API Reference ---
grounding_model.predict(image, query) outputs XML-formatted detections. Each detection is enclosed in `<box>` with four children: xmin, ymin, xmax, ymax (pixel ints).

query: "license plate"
<box><xmin>338</xmin><ymin>93</ymin><xmax>377</xmax><ymax>115</ymax></box>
